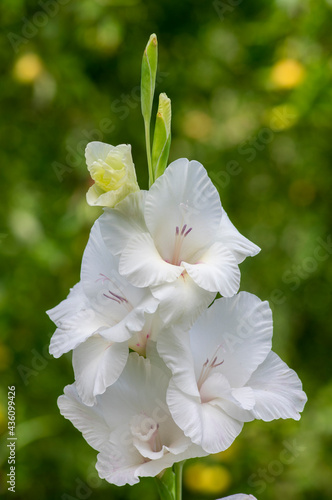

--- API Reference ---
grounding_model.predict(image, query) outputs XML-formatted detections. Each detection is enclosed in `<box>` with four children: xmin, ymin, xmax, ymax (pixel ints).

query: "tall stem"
<box><xmin>145</xmin><ymin>120</ymin><xmax>154</xmax><ymax>187</ymax></box>
<box><xmin>174</xmin><ymin>461</ymin><xmax>184</xmax><ymax>500</ymax></box>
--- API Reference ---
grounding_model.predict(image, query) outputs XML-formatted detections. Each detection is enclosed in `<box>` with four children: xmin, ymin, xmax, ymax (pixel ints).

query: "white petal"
<box><xmin>248</xmin><ymin>351</ymin><xmax>307</xmax><ymax>421</ymax></box>
<box><xmin>151</xmin><ymin>273</ymin><xmax>216</xmax><ymax>329</ymax></box>
<box><xmin>57</xmin><ymin>384</ymin><xmax>109</xmax><ymax>451</ymax></box>
<box><xmin>73</xmin><ymin>336</ymin><xmax>129</xmax><ymax>405</ymax></box>
<box><xmin>47</xmin><ymin>283</ymin><xmax>104</xmax><ymax>358</ymax></box>
<box><xmin>199</xmin><ymin>402</ymin><xmax>243</xmax><ymax>454</ymax></box>
<box><xmin>96</xmin><ymin>437</ymin><xmax>143</xmax><ymax>486</ymax></box>
<box><xmin>182</xmin><ymin>242</ymin><xmax>240</xmax><ymax>295</ymax></box>
<box><xmin>144</xmin><ymin>158</ymin><xmax>222</xmax><ymax>263</ymax></box>
<box><xmin>119</xmin><ymin>232</ymin><xmax>183</xmax><ymax>287</ymax></box>
<box><xmin>189</xmin><ymin>292</ymin><xmax>273</xmax><ymax>388</ymax></box>
<box><xmin>136</xmin><ymin>444</ymin><xmax>208</xmax><ymax>479</ymax></box>
<box><xmin>157</xmin><ymin>328</ymin><xmax>200</xmax><ymax>398</ymax></box>
<box><xmin>199</xmin><ymin>374</ymin><xmax>255</xmax><ymax>422</ymax></box>
<box><xmin>145</xmin><ymin>340</ymin><xmax>171</xmax><ymax>377</ymax></box>
<box><xmin>99</xmin><ymin>190</ymin><xmax>148</xmax><ymax>255</ymax></box>
<box><xmin>81</xmin><ymin>220</ymin><xmax>159</xmax><ymax>343</ymax></box>
<box><xmin>217</xmin><ymin>209</ymin><xmax>260</xmax><ymax>264</ymax></box>
<box><xmin>231</xmin><ymin>387</ymin><xmax>256</xmax><ymax>411</ymax></box>
<box><xmin>85</xmin><ymin>141</ymin><xmax>115</xmax><ymax>167</ymax></box>
<box><xmin>167</xmin><ymin>380</ymin><xmax>243</xmax><ymax>454</ymax></box>
<box><xmin>81</xmin><ymin>220</ymin><xmax>143</xmax><ymax>309</ymax></box>
<box><xmin>98</xmin><ymin>353</ymin><xmax>170</xmax><ymax>430</ymax></box>
<box><xmin>166</xmin><ymin>381</ymin><xmax>203</xmax><ymax>444</ymax></box>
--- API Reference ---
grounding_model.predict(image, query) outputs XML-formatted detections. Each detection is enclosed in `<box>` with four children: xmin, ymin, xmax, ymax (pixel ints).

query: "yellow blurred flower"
<box><xmin>182</xmin><ymin>110</ymin><xmax>214</xmax><ymax>140</ymax></box>
<box><xmin>85</xmin><ymin>141</ymin><xmax>139</xmax><ymax>207</ymax></box>
<box><xmin>270</xmin><ymin>58</ymin><xmax>305</xmax><ymax>89</ymax></box>
<box><xmin>184</xmin><ymin>462</ymin><xmax>232</xmax><ymax>495</ymax></box>
<box><xmin>13</xmin><ymin>53</ymin><xmax>44</xmax><ymax>84</ymax></box>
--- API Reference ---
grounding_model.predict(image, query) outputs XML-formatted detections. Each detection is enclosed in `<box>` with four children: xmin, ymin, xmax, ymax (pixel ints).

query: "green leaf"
<box><xmin>155</xmin><ymin>467</ymin><xmax>176</xmax><ymax>500</ymax></box>
<box><xmin>141</xmin><ymin>33</ymin><xmax>158</xmax><ymax>124</ymax></box>
<box><xmin>152</xmin><ymin>92</ymin><xmax>172</xmax><ymax>180</ymax></box>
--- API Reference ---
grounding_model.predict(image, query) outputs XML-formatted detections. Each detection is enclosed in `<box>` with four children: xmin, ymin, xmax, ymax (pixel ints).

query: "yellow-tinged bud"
<box><xmin>85</xmin><ymin>141</ymin><xmax>139</xmax><ymax>207</ymax></box>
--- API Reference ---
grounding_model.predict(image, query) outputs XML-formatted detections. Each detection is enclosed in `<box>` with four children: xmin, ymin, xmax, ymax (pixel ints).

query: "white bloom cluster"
<box><xmin>48</xmin><ymin>144</ymin><xmax>306</xmax><ymax>489</ymax></box>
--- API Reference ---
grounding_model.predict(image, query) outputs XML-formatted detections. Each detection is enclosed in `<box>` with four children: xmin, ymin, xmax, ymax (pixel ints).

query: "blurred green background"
<box><xmin>1</xmin><ymin>0</ymin><xmax>332</xmax><ymax>498</ymax></box>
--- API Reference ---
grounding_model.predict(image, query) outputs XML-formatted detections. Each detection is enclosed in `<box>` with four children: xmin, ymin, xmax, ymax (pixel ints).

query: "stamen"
<box><xmin>103</xmin><ymin>293</ymin><xmax>121</xmax><ymax>304</ymax></box>
<box><xmin>97</xmin><ymin>273</ymin><xmax>111</xmax><ymax>283</ymax></box>
<box><xmin>197</xmin><ymin>345</ymin><xmax>224</xmax><ymax>390</ymax></box>
<box><xmin>171</xmin><ymin>223</ymin><xmax>193</xmax><ymax>265</ymax></box>
<box><xmin>107</xmin><ymin>290</ymin><xmax>128</xmax><ymax>303</ymax></box>
<box><xmin>98</xmin><ymin>274</ymin><xmax>132</xmax><ymax>311</ymax></box>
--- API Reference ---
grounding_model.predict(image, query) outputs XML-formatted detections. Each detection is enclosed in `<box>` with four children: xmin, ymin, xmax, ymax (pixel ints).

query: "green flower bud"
<box><xmin>152</xmin><ymin>93</ymin><xmax>172</xmax><ymax>180</ymax></box>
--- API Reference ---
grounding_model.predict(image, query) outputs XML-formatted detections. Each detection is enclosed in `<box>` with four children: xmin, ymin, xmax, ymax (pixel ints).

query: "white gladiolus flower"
<box><xmin>157</xmin><ymin>292</ymin><xmax>307</xmax><ymax>454</ymax></box>
<box><xmin>99</xmin><ymin>159</ymin><xmax>260</xmax><ymax>326</ymax></box>
<box><xmin>58</xmin><ymin>353</ymin><xmax>207</xmax><ymax>486</ymax></box>
<box><xmin>47</xmin><ymin>221</ymin><xmax>159</xmax><ymax>405</ymax></box>
<box><xmin>85</xmin><ymin>142</ymin><xmax>140</xmax><ymax>207</ymax></box>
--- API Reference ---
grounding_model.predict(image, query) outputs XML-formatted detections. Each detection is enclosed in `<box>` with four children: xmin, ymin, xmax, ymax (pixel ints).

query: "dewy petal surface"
<box><xmin>247</xmin><ymin>351</ymin><xmax>307</xmax><ymax>421</ymax></box>
<box><xmin>144</xmin><ymin>158</ymin><xmax>222</xmax><ymax>263</ymax></box>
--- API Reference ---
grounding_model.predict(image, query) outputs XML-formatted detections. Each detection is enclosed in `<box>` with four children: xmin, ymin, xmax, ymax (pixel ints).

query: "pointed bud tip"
<box><xmin>149</xmin><ymin>33</ymin><xmax>157</xmax><ymax>45</ymax></box>
<box><xmin>159</xmin><ymin>92</ymin><xmax>171</xmax><ymax>104</ymax></box>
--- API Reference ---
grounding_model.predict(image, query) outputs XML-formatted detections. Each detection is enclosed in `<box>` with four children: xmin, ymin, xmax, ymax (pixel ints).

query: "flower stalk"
<box><xmin>141</xmin><ymin>33</ymin><xmax>158</xmax><ymax>187</ymax></box>
<box><xmin>174</xmin><ymin>461</ymin><xmax>184</xmax><ymax>500</ymax></box>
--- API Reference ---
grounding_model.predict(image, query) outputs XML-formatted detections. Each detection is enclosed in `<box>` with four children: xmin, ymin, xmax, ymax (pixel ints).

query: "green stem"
<box><xmin>174</xmin><ymin>461</ymin><xmax>184</xmax><ymax>500</ymax></box>
<box><xmin>145</xmin><ymin>120</ymin><xmax>154</xmax><ymax>187</ymax></box>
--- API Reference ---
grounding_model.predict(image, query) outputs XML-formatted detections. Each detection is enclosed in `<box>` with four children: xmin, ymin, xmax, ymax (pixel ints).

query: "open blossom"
<box><xmin>47</xmin><ymin>221</ymin><xmax>159</xmax><ymax>405</ymax></box>
<box><xmin>58</xmin><ymin>353</ymin><xmax>207</xmax><ymax>486</ymax></box>
<box><xmin>157</xmin><ymin>292</ymin><xmax>307</xmax><ymax>454</ymax></box>
<box><xmin>85</xmin><ymin>141</ymin><xmax>139</xmax><ymax>207</ymax></box>
<box><xmin>99</xmin><ymin>158</ymin><xmax>260</xmax><ymax>327</ymax></box>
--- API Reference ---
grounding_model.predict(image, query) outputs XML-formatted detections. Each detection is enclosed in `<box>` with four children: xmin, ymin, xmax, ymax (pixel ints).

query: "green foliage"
<box><xmin>155</xmin><ymin>468</ymin><xmax>176</xmax><ymax>500</ymax></box>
